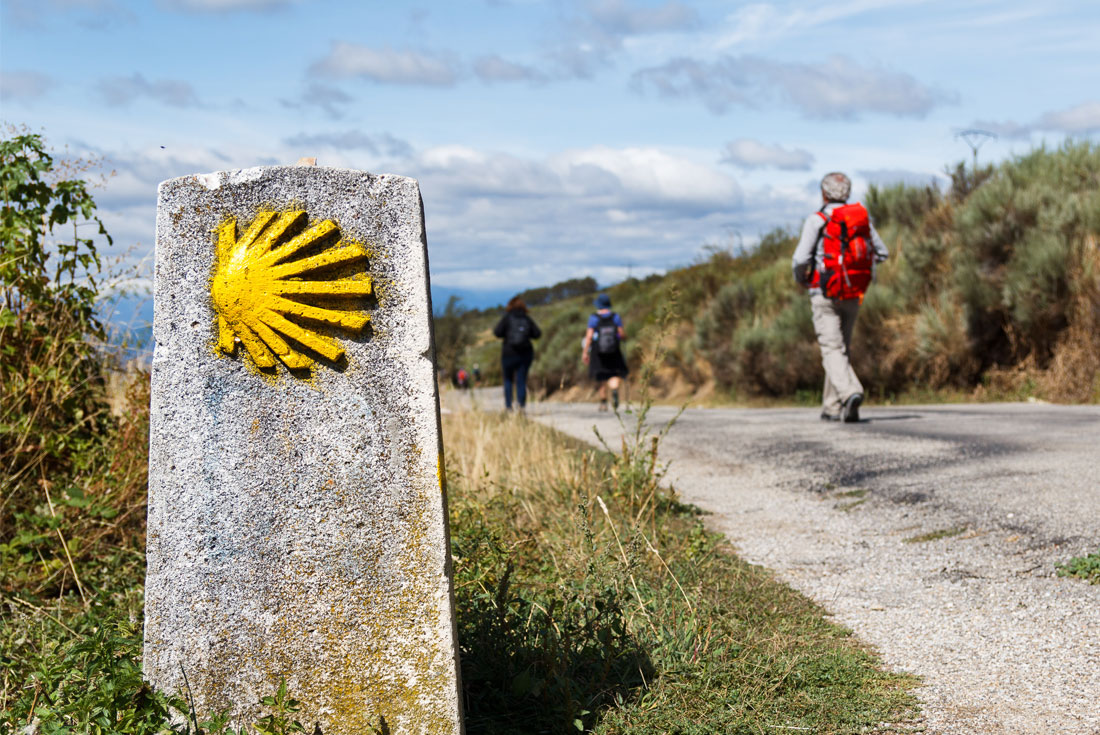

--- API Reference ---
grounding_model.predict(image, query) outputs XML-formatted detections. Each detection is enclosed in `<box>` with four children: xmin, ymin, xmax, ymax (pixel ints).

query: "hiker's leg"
<box><xmin>811</xmin><ymin>294</ymin><xmax>860</xmax><ymax>413</ymax></box>
<box><xmin>515</xmin><ymin>356</ymin><xmax>531</xmax><ymax>408</ymax></box>
<box><xmin>837</xmin><ymin>298</ymin><xmax>864</xmax><ymax>397</ymax></box>
<box><xmin>501</xmin><ymin>357</ymin><xmax>517</xmax><ymax>409</ymax></box>
<box><xmin>822</xmin><ymin>373</ymin><xmax>839</xmax><ymax>416</ymax></box>
<box><xmin>608</xmin><ymin>376</ymin><xmax>621</xmax><ymax>409</ymax></box>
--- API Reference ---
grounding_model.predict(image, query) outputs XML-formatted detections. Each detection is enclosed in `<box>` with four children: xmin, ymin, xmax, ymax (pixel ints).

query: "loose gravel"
<box><xmin>534</xmin><ymin>401</ymin><xmax>1100</xmax><ymax>735</ymax></box>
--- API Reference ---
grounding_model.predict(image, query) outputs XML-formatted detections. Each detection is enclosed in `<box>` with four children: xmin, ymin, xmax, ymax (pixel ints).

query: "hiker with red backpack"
<box><xmin>583</xmin><ymin>293</ymin><xmax>628</xmax><ymax>412</ymax></box>
<box><xmin>493</xmin><ymin>296</ymin><xmax>542</xmax><ymax>412</ymax></box>
<box><xmin>792</xmin><ymin>172</ymin><xmax>889</xmax><ymax>423</ymax></box>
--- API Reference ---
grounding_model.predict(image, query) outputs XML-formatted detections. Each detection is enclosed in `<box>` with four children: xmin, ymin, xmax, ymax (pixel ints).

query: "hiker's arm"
<box><xmin>582</xmin><ymin>327</ymin><xmax>594</xmax><ymax>364</ymax></box>
<box><xmin>615</xmin><ymin>313</ymin><xmax>625</xmax><ymax>341</ymax></box>
<box><xmin>869</xmin><ymin>223</ymin><xmax>889</xmax><ymax>263</ymax></box>
<box><xmin>529</xmin><ymin>317</ymin><xmax>542</xmax><ymax>340</ymax></box>
<box><xmin>492</xmin><ymin>315</ymin><xmax>507</xmax><ymax>338</ymax></box>
<box><xmin>791</xmin><ymin>215</ymin><xmax>820</xmax><ymax>286</ymax></box>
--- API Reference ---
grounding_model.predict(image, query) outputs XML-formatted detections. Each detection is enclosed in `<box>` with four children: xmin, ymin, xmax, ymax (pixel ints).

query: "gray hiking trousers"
<box><xmin>810</xmin><ymin>294</ymin><xmax>864</xmax><ymax>415</ymax></box>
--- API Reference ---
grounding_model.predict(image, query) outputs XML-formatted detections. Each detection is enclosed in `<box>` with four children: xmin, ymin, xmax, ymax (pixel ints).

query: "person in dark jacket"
<box><xmin>583</xmin><ymin>293</ymin><xmax>628</xmax><ymax>411</ymax></box>
<box><xmin>493</xmin><ymin>296</ymin><xmax>542</xmax><ymax>411</ymax></box>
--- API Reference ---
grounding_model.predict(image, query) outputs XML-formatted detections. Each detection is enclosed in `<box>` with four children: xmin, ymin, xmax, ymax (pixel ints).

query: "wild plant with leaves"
<box><xmin>1</xmin><ymin>133</ymin><xmax>115</xmax><ymax>578</ymax></box>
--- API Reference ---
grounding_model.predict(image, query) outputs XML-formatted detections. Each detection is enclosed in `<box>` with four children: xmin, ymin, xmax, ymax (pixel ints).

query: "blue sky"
<box><xmin>2</xmin><ymin>0</ymin><xmax>1098</xmax><ymax>309</ymax></box>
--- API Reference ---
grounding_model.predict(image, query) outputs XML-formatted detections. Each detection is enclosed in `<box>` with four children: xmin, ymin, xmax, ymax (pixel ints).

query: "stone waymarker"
<box><xmin>145</xmin><ymin>166</ymin><xmax>463</xmax><ymax>735</ymax></box>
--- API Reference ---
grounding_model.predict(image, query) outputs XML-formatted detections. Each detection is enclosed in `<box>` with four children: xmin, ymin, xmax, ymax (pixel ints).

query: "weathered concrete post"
<box><xmin>145</xmin><ymin>166</ymin><xmax>462</xmax><ymax>734</ymax></box>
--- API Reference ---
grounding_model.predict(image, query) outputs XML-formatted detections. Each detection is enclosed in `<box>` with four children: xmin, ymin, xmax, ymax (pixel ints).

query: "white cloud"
<box><xmin>552</xmin><ymin>146</ymin><xmax>741</xmax><ymax>209</ymax></box>
<box><xmin>766</xmin><ymin>55</ymin><xmax>952</xmax><ymax>119</ymax></box>
<box><xmin>546</xmin><ymin>0</ymin><xmax>700</xmax><ymax>80</ymax></box>
<box><xmin>163</xmin><ymin>0</ymin><xmax>293</xmax><ymax>11</ymax></box>
<box><xmin>409</xmin><ymin>142</ymin><xmax>762</xmax><ymax>290</ymax></box>
<box><xmin>284</xmin><ymin>131</ymin><xmax>413</xmax><ymax>158</ymax></box>
<box><xmin>0</xmin><ymin>70</ymin><xmax>54</xmax><ymax>101</ymax></box>
<box><xmin>1038</xmin><ymin>101</ymin><xmax>1100</xmax><ymax>135</ymax></box>
<box><xmin>473</xmin><ymin>55</ymin><xmax>546</xmax><ymax>83</ymax></box>
<box><xmin>969</xmin><ymin>100</ymin><xmax>1100</xmax><ymax>140</ymax></box>
<box><xmin>720</xmin><ymin>139</ymin><xmax>814</xmax><ymax>170</ymax></box>
<box><xmin>633</xmin><ymin>54</ymin><xmax>954</xmax><ymax>118</ymax></box>
<box><xmin>587</xmin><ymin>0</ymin><xmax>699</xmax><ymax>35</ymax></box>
<box><xmin>3</xmin><ymin>0</ymin><xmax>130</xmax><ymax>28</ymax></box>
<box><xmin>83</xmin><ymin>138</ymin><xmax>809</xmax><ymax>297</ymax></box>
<box><xmin>966</xmin><ymin>120</ymin><xmax>1033</xmax><ymax>140</ymax></box>
<box><xmin>310</xmin><ymin>43</ymin><xmax>461</xmax><ymax>86</ymax></box>
<box><xmin>858</xmin><ymin>168</ymin><xmax>948</xmax><ymax>188</ymax></box>
<box><xmin>418</xmin><ymin>146</ymin><xmax>564</xmax><ymax>198</ymax></box>
<box><xmin>96</xmin><ymin>73</ymin><xmax>201</xmax><ymax>108</ymax></box>
<box><xmin>279</xmin><ymin>82</ymin><xmax>353</xmax><ymax>119</ymax></box>
<box><xmin>715</xmin><ymin>0</ymin><xmax>931</xmax><ymax>49</ymax></box>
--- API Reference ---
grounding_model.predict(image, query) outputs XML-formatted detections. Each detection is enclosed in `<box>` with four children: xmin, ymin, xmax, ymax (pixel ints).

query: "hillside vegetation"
<box><xmin>456</xmin><ymin>143</ymin><xmax>1100</xmax><ymax>404</ymax></box>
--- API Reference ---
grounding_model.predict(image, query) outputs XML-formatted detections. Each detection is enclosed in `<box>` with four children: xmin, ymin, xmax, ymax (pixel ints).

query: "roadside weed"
<box><xmin>1056</xmin><ymin>549</ymin><xmax>1100</xmax><ymax>584</ymax></box>
<box><xmin>903</xmin><ymin>527</ymin><xmax>968</xmax><ymax>543</ymax></box>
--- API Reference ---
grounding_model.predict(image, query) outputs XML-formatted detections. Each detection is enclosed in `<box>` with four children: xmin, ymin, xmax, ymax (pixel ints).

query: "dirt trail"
<box><xmin>530</xmin><ymin>400</ymin><xmax>1100</xmax><ymax>735</ymax></box>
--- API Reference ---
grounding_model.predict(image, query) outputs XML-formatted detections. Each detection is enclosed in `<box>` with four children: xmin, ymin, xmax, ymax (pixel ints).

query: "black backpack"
<box><xmin>594</xmin><ymin>313</ymin><xmax>620</xmax><ymax>354</ymax></box>
<box><xmin>506</xmin><ymin>313</ymin><xmax>531</xmax><ymax>348</ymax></box>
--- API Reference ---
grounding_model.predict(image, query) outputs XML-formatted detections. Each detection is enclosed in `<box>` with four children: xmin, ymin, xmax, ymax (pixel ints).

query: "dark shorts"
<box><xmin>588</xmin><ymin>349</ymin><xmax>628</xmax><ymax>382</ymax></box>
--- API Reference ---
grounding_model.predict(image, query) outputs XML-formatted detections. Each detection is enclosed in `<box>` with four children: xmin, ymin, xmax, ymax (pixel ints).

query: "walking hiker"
<box><xmin>792</xmin><ymin>172</ymin><xmax>889</xmax><ymax>423</ymax></box>
<box><xmin>583</xmin><ymin>293</ymin><xmax>628</xmax><ymax>412</ymax></box>
<box><xmin>493</xmin><ymin>296</ymin><xmax>541</xmax><ymax>412</ymax></box>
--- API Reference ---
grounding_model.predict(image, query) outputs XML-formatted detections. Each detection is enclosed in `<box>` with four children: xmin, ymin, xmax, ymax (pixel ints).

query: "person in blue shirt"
<box><xmin>582</xmin><ymin>293</ymin><xmax>628</xmax><ymax>411</ymax></box>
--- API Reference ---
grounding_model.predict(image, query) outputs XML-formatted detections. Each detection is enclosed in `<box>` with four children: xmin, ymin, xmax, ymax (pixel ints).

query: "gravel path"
<box><xmin>531</xmin><ymin>401</ymin><xmax>1100</xmax><ymax>735</ymax></box>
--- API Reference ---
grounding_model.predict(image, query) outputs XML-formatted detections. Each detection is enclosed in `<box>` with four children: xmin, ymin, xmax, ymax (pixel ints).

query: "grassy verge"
<box><xmin>445</xmin><ymin>408</ymin><xmax>919</xmax><ymax>733</ymax></box>
<box><xmin>1</xmin><ymin>381</ymin><xmax>918</xmax><ymax>734</ymax></box>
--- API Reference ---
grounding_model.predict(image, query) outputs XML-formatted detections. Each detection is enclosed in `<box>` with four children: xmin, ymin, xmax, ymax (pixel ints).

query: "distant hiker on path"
<box><xmin>792</xmin><ymin>172</ymin><xmax>889</xmax><ymax>423</ymax></box>
<box><xmin>583</xmin><ymin>293</ymin><xmax>628</xmax><ymax>412</ymax></box>
<box><xmin>493</xmin><ymin>296</ymin><xmax>542</xmax><ymax>412</ymax></box>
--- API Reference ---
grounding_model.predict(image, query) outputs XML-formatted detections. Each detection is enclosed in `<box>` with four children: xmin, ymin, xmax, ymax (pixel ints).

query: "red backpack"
<box><xmin>812</xmin><ymin>203</ymin><xmax>874</xmax><ymax>301</ymax></box>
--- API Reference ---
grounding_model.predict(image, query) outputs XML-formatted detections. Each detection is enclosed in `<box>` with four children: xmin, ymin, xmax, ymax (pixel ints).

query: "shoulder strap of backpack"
<box><xmin>813</xmin><ymin>204</ymin><xmax>829</xmax><ymax>255</ymax></box>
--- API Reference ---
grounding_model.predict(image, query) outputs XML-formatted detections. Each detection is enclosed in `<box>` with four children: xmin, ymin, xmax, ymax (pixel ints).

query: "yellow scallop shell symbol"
<box><xmin>211</xmin><ymin>209</ymin><xmax>372</xmax><ymax>372</ymax></box>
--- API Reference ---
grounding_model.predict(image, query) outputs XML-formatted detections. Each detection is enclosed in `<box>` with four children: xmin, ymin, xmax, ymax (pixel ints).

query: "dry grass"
<box><xmin>1042</xmin><ymin>235</ymin><xmax>1100</xmax><ymax>402</ymax></box>
<box><xmin>444</xmin><ymin>410</ymin><xmax>597</xmax><ymax>505</ymax></box>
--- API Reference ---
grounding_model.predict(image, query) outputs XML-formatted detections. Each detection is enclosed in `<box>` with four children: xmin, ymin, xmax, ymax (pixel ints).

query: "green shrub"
<box><xmin>866</xmin><ymin>180</ymin><xmax>942</xmax><ymax>230</ymax></box>
<box><xmin>1</xmin><ymin>133</ymin><xmax>120</xmax><ymax>602</ymax></box>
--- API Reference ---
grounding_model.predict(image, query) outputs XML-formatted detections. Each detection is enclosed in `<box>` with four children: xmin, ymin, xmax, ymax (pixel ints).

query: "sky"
<box><xmin>2</xmin><ymin>0</ymin><xmax>1098</xmax><ymax>311</ymax></box>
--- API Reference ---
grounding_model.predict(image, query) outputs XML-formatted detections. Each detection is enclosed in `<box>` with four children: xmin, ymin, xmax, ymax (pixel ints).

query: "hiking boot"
<box><xmin>820</xmin><ymin>411</ymin><xmax>839</xmax><ymax>422</ymax></box>
<box><xmin>841</xmin><ymin>393</ymin><xmax>863</xmax><ymax>423</ymax></box>
<box><xmin>598</xmin><ymin>400</ymin><xmax>609</xmax><ymax>412</ymax></box>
